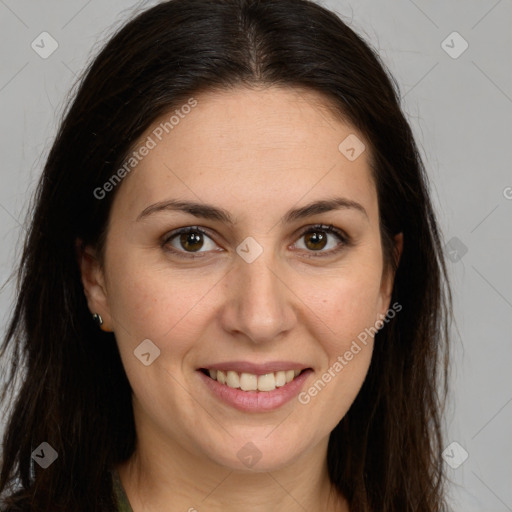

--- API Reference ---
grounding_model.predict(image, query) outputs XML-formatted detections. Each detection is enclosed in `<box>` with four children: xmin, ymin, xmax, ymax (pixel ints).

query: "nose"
<box><xmin>218</xmin><ymin>246</ymin><xmax>298</xmax><ymax>344</ymax></box>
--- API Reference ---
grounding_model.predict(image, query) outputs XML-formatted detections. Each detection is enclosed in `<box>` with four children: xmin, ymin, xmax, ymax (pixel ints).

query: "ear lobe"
<box><xmin>75</xmin><ymin>238</ymin><xmax>112</xmax><ymax>331</ymax></box>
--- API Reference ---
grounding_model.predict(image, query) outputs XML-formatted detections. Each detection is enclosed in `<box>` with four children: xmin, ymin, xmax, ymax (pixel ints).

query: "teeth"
<box><xmin>275</xmin><ymin>371</ymin><xmax>286</xmax><ymax>387</ymax></box>
<box><xmin>206</xmin><ymin>368</ymin><xmax>304</xmax><ymax>392</ymax></box>
<box><xmin>226</xmin><ymin>370</ymin><xmax>239</xmax><ymax>388</ymax></box>
<box><xmin>257</xmin><ymin>372</ymin><xmax>276</xmax><ymax>391</ymax></box>
<box><xmin>240</xmin><ymin>372</ymin><xmax>258</xmax><ymax>391</ymax></box>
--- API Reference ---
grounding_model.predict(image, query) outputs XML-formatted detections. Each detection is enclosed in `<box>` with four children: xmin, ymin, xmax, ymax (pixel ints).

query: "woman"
<box><xmin>0</xmin><ymin>0</ymin><xmax>452</xmax><ymax>510</ymax></box>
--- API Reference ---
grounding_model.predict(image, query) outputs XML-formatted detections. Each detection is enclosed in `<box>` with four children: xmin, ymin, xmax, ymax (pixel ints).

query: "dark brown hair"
<box><xmin>0</xmin><ymin>0</ymin><xmax>451</xmax><ymax>510</ymax></box>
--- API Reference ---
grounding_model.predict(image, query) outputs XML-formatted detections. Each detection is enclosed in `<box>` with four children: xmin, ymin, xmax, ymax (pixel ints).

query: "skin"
<box><xmin>78</xmin><ymin>85</ymin><xmax>403</xmax><ymax>512</ymax></box>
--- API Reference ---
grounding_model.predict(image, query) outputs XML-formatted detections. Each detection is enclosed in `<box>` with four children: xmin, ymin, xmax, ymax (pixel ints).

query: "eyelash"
<box><xmin>161</xmin><ymin>224</ymin><xmax>350</xmax><ymax>260</ymax></box>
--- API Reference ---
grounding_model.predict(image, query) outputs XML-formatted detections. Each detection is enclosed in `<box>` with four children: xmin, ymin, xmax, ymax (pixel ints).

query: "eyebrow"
<box><xmin>136</xmin><ymin>196</ymin><xmax>368</xmax><ymax>224</ymax></box>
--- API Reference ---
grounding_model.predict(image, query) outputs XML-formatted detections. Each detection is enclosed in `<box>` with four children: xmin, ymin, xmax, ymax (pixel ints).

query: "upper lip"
<box><xmin>198</xmin><ymin>361</ymin><xmax>311</xmax><ymax>375</ymax></box>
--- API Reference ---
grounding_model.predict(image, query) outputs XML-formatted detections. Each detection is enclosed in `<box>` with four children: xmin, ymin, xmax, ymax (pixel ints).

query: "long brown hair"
<box><xmin>0</xmin><ymin>1</ymin><xmax>451</xmax><ymax>510</ymax></box>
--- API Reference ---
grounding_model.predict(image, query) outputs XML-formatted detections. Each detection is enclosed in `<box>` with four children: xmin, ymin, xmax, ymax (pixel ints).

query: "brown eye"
<box><xmin>303</xmin><ymin>231</ymin><xmax>328</xmax><ymax>251</ymax></box>
<box><xmin>294</xmin><ymin>224</ymin><xmax>348</xmax><ymax>257</ymax></box>
<box><xmin>162</xmin><ymin>224</ymin><xmax>348</xmax><ymax>260</ymax></box>
<box><xmin>163</xmin><ymin>227</ymin><xmax>218</xmax><ymax>257</ymax></box>
<box><xmin>179</xmin><ymin>231</ymin><xmax>204</xmax><ymax>252</ymax></box>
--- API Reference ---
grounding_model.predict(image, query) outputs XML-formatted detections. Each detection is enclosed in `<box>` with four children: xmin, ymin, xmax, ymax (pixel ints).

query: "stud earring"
<box><xmin>92</xmin><ymin>313</ymin><xmax>103</xmax><ymax>327</ymax></box>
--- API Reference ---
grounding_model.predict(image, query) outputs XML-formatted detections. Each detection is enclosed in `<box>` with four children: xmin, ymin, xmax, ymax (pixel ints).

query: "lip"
<box><xmin>197</xmin><ymin>367</ymin><xmax>313</xmax><ymax>412</ymax></box>
<box><xmin>198</xmin><ymin>361</ymin><xmax>310</xmax><ymax>375</ymax></box>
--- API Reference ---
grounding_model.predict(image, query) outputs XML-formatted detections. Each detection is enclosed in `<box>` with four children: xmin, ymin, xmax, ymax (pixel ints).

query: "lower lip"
<box><xmin>197</xmin><ymin>369</ymin><xmax>313</xmax><ymax>412</ymax></box>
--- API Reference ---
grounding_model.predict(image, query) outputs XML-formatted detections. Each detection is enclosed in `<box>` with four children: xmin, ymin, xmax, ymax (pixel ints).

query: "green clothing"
<box><xmin>112</xmin><ymin>468</ymin><xmax>134</xmax><ymax>512</ymax></box>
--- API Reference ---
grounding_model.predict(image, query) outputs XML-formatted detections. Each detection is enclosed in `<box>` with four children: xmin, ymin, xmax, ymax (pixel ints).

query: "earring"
<box><xmin>92</xmin><ymin>313</ymin><xmax>103</xmax><ymax>327</ymax></box>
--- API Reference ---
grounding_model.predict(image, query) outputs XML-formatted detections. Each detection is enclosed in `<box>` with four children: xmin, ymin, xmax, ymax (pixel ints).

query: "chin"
<box><xmin>201</xmin><ymin>433</ymin><xmax>311</xmax><ymax>473</ymax></box>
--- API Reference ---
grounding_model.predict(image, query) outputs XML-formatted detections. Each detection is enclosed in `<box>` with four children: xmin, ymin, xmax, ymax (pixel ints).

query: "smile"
<box><xmin>200</xmin><ymin>368</ymin><xmax>305</xmax><ymax>392</ymax></box>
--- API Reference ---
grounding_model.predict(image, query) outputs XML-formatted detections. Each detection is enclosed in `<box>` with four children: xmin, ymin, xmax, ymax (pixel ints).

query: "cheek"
<box><xmin>105</xmin><ymin>250</ymin><xmax>225</xmax><ymax>356</ymax></box>
<box><xmin>311</xmin><ymin>278</ymin><xmax>378</xmax><ymax>376</ymax></box>
<box><xmin>334</xmin><ymin>278</ymin><xmax>383</xmax><ymax>340</ymax></box>
<box><xmin>105</xmin><ymin>259</ymin><xmax>217</xmax><ymax>406</ymax></box>
<box><xmin>298</xmin><ymin>262</ymin><xmax>384</xmax><ymax>344</ymax></box>
<box><xmin>296</xmin><ymin>274</ymin><xmax>379</xmax><ymax>424</ymax></box>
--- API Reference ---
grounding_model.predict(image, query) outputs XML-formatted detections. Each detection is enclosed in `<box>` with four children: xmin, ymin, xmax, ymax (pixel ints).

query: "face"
<box><xmin>79</xmin><ymin>86</ymin><xmax>401</xmax><ymax>472</ymax></box>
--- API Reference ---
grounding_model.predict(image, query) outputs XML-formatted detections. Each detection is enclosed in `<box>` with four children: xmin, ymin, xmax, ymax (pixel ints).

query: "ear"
<box><xmin>377</xmin><ymin>232</ymin><xmax>403</xmax><ymax>316</ymax></box>
<box><xmin>75</xmin><ymin>238</ymin><xmax>113</xmax><ymax>332</ymax></box>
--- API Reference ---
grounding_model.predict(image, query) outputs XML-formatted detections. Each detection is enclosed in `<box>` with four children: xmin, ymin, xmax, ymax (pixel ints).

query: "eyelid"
<box><xmin>161</xmin><ymin>224</ymin><xmax>349</xmax><ymax>259</ymax></box>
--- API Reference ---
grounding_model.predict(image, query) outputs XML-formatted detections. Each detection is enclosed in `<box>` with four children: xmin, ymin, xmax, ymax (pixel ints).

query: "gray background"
<box><xmin>0</xmin><ymin>1</ymin><xmax>511</xmax><ymax>510</ymax></box>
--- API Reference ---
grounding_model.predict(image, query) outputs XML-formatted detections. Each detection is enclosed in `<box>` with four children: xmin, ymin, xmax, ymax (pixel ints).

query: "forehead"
<box><xmin>113</xmin><ymin>86</ymin><xmax>377</xmax><ymax>223</ymax></box>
